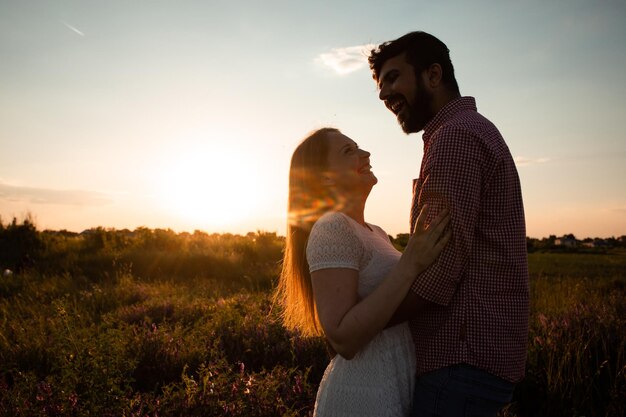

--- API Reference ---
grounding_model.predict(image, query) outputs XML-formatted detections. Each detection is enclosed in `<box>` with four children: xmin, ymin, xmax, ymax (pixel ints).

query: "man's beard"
<box><xmin>399</xmin><ymin>80</ymin><xmax>434</xmax><ymax>134</ymax></box>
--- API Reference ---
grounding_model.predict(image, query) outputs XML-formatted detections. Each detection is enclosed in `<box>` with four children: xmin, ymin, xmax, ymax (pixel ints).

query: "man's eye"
<box><xmin>379</xmin><ymin>73</ymin><xmax>397</xmax><ymax>90</ymax></box>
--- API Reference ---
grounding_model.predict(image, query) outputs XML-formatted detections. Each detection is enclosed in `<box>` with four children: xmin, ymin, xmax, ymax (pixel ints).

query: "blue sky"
<box><xmin>1</xmin><ymin>0</ymin><xmax>625</xmax><ymax>238</ymax></box>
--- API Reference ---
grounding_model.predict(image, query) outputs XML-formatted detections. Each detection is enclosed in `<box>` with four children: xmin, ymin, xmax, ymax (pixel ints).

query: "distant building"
<box><xmin>555</xmin><ymin>237</ymin><xmax>577</xmax><ymax>247</ymax></box>
<box><xmin>583</xmin><ymin>239</ymin><xmax>610</xmax><ymax>248</ymax></box>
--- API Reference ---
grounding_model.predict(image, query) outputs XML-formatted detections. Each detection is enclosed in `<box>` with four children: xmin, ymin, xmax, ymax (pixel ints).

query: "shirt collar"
<box><xmin>422</xmin><ymin>96</ymin><xmax>477</xmax><ymax>144</ymax></box>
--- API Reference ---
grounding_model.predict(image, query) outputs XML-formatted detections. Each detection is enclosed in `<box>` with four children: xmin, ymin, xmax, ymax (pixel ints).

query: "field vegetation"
<box><xmin>0</xmin><ymin>218</ymin><xmax>624</xmax><ymax>416</ymax></box>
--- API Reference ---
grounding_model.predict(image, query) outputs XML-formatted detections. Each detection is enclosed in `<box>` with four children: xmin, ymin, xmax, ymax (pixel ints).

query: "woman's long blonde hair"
<box><xmin>274</xmin><ymin>128</ymin><xmax>339</xmax><ymax>337</ymax></box>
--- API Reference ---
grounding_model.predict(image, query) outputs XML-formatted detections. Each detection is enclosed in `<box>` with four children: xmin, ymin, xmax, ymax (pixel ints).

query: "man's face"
<box><xmin>377</xmin><ymin>53</ymin><xmax>434</xmax><ymax>134</ymax></box>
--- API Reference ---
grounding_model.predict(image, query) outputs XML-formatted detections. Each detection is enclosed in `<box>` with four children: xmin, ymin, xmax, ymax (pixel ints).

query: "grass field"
<box><xmin>0</xmin><ymin>225</ymin><xmax>624</xmax><ymax>416</ymax></box>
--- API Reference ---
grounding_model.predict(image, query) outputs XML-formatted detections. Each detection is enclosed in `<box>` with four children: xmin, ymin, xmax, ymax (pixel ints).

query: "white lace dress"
<box><xmin>306</xmin><ymin>212</ymin><xmax>416</xmax><ymax>417</ymax></box>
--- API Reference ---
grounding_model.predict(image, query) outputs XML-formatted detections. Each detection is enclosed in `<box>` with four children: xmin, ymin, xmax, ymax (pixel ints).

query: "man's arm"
<box><xmin>390</xmin><ymin>126</ymin><xmax>486</xmax><ymax>324</ymax></box>
<box><xmin>386</xmin><ymin>291</ymin><xmax>434</xmax><ymax>327</ymax></box>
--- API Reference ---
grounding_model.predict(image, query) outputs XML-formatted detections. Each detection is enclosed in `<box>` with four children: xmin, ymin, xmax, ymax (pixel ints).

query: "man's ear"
<box><xmin>424</xmin><ymin>63</ymin><xmax>443</xmax><ymax>88</ymax></box>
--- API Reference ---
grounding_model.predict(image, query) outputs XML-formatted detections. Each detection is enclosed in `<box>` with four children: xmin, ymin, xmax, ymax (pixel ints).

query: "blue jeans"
<box><xmin>411</xmin><ymin>364</ymin><xmax>514</xmax><ymax>417</ymax></box>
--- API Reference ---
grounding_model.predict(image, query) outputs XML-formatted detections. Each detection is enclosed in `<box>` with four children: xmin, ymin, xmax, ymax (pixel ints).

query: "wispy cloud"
<box><xmin>316</xmin><ymin>44</ymin><xmax>376</xmax><ymax>75</ymax></box>
<box><xmin>0</xmin><ymin>182</ymin><xmax>111</xmax><ymax>206</ymax></box>
<box><xmin>514</xmin><ymin>156</ymin><xmax>550</xmax><ymax>167</ymax></box>
<box><xmin>60</xmin><ymin>20</ymin><xmax>85</xmax><ymax>37</ymax></box>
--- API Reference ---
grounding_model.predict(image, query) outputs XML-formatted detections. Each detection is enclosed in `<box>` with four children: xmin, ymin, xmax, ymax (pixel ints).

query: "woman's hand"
<box><xmin>399</xmin><ymin>205</ymin><xmax>451</xmax><ymax>278</ymax></box>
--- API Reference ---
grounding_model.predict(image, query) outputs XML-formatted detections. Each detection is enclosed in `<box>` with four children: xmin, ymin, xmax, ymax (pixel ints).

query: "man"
<box><xmin>369</xmin><ymin>31</ymin><xmax>529</xmax><ymax>417</ymax></box>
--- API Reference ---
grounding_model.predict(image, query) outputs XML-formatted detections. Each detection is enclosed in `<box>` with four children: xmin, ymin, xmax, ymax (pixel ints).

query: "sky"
<box><xmin>1</xmin><ymin>0</ymin><xmax>625</xmax><ymax>239</ymax></box>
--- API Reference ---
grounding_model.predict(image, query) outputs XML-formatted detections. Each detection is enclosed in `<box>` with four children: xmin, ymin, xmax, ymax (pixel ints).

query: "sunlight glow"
<box><xmin>155</xmin><ymin>145</ymin><xmax>263</xmax><ymax>230</ymax></box>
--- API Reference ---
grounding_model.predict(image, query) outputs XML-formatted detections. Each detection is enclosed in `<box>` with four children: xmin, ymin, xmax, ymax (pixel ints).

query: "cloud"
<box><xmin>0</xmin><ymin>182</ymin><xmax>111</xmax><ymax>206</ymax></box>
<box><xmin>60</xmin><ymin>20</ymin><xmax>85</xmax><ymax>37</ymax></box>
<box><xmin>316</xmin><ymin>44</ymin><xmax>376</xmax><ymax>75</ymax></box>
<box><xmin>514</xmin><ymin>156</ymin><xmax>550</xmax><ymax>167</ymax></box>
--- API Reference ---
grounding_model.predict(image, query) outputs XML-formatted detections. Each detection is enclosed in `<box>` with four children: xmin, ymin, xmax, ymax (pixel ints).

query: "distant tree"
<box><xmin>526</xmin><ymin>237</ymin><xmax>540</xmax><ymax>253</ymax></box>
<box><xmin>0</xmin><ymin>215</ymin><xmax>44</xmax><ymax>271</ymax></box>
<box><xmin>152</xmin><ymin>228</ymin><xmax>180</xmax><ymax>251</ymax></box>
<box><xmin>391</xmin><ymin>233</ymin><xmax>410</xmax><ymax>251</ymax></box>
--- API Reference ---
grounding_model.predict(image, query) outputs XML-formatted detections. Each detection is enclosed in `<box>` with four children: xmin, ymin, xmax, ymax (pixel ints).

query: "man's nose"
<box><xmin>378</xmin><ymin>87</ymin><xmax>389</xmax><ymax>101</ymax></box>
<box><xmin>378</xmin><ymin>85</ymin><xmax>389</xmax><ymax>101</ymax></box>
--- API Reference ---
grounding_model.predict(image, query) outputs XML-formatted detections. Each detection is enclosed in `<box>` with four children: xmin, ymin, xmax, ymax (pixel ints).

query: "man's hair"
<box><xmin>369</xmin><ymin>31</ymin><xmax>460</xmax><ymax>94</ymax></box>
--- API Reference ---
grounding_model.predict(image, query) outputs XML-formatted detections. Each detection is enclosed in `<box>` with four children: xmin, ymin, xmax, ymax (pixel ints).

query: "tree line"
<box><xmin>2</xmin><ymin>216</ymin><xmax>624</xmax><ymax>280</ymax></box>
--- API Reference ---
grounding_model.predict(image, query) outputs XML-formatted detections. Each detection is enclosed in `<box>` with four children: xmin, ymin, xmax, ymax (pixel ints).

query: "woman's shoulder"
<box><xmin>313</xmin><ymin>213</ymin><xmax>391</xmax><ymax>244</ymax></box>
<box><xmin>368</xmin><ymin>223</ymin><xmax>392</xmax><ymax>241</ymax></box>
<box><xmin>307</xmin><ymin>212</ymin><xmax>365</xmax><ymax>272</ymax></box>
<box><xmin>311</xmin><ymin>211</ymin><xmax>353</xmax><ymax>234</ymax></box>
<box><xmin>316</xmin><ymin>210</ymin><xmax>349</xmax><ymax>224</ymax></box>
<box><xmin>309</xmin><ymin>212</ymin><xmax>363</xmax><ymax>247</ymax></box>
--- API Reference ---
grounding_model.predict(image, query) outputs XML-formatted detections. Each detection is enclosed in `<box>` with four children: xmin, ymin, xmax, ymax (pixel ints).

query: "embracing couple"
<box><xmin>275</xmin><ymin>31</ymin><xmax>529</xmax><ymax>417</ymax></box>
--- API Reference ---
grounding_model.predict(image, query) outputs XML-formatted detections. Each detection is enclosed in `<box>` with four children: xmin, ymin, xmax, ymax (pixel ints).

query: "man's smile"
<box><xmin>386</xmin><ymin>95</ymin><xmax>407</xmax><ymax>116</ymax></box>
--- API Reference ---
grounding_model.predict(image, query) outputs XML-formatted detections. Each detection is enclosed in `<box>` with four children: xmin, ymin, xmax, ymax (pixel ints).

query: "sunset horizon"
<box><xmin>2</xmin><ymin>0</ymin><xmax>625</xmax><ymax>244</ymax></box>
<box><xmin>2</xmin><ymin>208</ymin><xmax>624</xmax><ymax>241</ymax></box>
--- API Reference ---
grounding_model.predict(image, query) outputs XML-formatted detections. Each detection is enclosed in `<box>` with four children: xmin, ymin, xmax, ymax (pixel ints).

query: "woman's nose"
<box><xmin>360</xmin><ymin>149</ymin><xmax>371</xmax><ymax>158</ymax></box>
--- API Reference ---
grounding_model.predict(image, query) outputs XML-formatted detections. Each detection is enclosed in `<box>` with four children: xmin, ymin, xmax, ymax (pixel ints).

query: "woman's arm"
<box><xmin>311</xmin><ymin>207</ymin><xmax>450</xmax><ymax>359</ymax></box>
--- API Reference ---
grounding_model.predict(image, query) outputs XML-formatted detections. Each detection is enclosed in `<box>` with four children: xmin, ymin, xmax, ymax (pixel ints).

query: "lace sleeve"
<box><xmin>306</xmin><ymin>212</ymin><xmax>363</xmax><ymax>273</ymax></box>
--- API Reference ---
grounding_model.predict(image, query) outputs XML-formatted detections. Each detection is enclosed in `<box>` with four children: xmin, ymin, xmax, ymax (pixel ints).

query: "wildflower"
<box><xmin>293</xmin><ymin>375</ymin><xmax>303</xmax><ymax>394</ymax></box>
<box><xmin>537</xmin><ymin>313</ymin><xmax>548</xmax><ymax>328</ymax></box>
<box><xmin>36</xmin><ymin>381</ymin><xmax>52</xmax><ymax>401</ymax></box>
<box><xmin>68</xmin><ymin>392</ymin><xmax>78</xmax><ymax>409</ymax></box>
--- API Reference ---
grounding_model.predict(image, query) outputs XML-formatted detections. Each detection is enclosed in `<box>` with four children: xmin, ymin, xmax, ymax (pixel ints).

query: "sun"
<box><xmin>155</xmin><ymin>145</ymin><xmax>263</xmax><ymax>230</ymax></box>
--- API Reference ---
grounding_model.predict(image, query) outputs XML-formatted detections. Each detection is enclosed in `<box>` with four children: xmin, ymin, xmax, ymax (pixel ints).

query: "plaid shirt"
<box><xmin>409</xmin><ymin>97</ymin><xmax>529</xmax><ymax>383</ymax></box>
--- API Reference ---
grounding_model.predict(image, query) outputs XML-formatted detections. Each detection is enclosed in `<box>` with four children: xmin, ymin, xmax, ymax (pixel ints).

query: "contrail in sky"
<box><xmin>60</xmin><ymin>20</ymin><xmax>85</xmax><ymax>36</ymax></box>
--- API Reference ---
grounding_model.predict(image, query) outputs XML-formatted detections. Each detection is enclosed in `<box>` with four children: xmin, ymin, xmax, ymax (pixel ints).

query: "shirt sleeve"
<box><xmin>306</xmin><ymin>212</ymin><xmax>363</xmax><ymax>273</ymax></box>
<box><xmin>411</xmin><ymin>125</ymin><xmax>487</xmax><ymax>305</ymax></box>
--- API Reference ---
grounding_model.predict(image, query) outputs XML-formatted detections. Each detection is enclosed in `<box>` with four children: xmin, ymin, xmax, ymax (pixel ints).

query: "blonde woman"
<box><xmin>275</xmin><ymin>128</ymin><xmax>450</xmax><ymax>416</ymax></box>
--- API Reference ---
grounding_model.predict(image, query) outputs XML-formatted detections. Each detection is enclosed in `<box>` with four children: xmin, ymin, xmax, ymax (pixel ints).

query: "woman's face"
<box><xmin>324</xmin><ymin>131</ymin><xmax>377</xmax><ymax>195</ymax></box>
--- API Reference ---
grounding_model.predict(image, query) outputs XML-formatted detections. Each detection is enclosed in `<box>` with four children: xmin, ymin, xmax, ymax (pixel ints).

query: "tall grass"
<box><xmin>516</xmin><ymin>268</ymin><xmax>626</xmax><ymax>417</ymax></box>
<box><xmin>0</xmin><ymin>223</ymin><xmax>624</xmax><ymax>416</ymax></box>
<box><xmin>0</xmin><ymin>271</ymin><xmax>327</xmax><ymax>416</ymax></box>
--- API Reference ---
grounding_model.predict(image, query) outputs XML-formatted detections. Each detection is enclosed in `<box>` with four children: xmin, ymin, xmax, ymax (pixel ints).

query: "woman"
<box><xmin>274</xmin><ymin>128</ymin><xmax>450</xmax><ymax>416</ymax></box>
